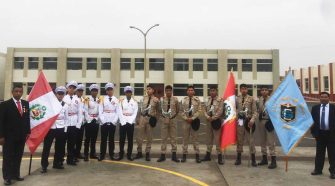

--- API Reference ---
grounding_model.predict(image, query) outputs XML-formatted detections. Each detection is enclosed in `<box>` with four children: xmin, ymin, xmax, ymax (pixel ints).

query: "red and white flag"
<box><xmin>221</xmin><ymin>72</ymin><xmax>237</xmax><ymax>150</ymax></box>
<box><xmin>26</xmin><ymin>71</ymin><xmax>62</xmax><ymax>154</ymax></box>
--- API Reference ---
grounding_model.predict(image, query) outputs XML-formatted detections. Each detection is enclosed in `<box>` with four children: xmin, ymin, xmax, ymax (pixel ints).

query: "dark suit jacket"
<box><xmin>311</xmin><ymin>103</ymin><xmax>335</xmax><ymax>140</ymax></box>
<box><xmin>0</xmin><ymin>98</ymin><xmax>31</xmax><ymax>140</ymax></box>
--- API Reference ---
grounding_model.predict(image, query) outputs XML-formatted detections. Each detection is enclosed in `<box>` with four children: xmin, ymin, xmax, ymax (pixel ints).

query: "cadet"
<box><xmin>98</xmin><ymin>83</ymin><xmax>119</xmax><ymax>161</ymax></box>
<box><xmin>257</xmin><ymin>86</ymin><xmax>277</xmax><ymax>169</ymax></box>
<box><xmin>202</xmin><ymin>85</ymin><xmax>224</xmax><ymax>165</ymax></box>
<box><xmin>63</xmin><ymin>81</ymin><xmax>83</xmax><ymax>165</ymax></box>
<box><xmin>83</xmin><ymin>84</ymin><xmax>100</xmax><ymax>161</ymax></box>
<box><xmin>74</xmin><ymin>84</ymin><xmax>86</xmax><ymax>161</ymax></box>
<box><xmin>235</xmin><ymin>84</ymin><xmax>258</xmax><ymax>167</ymax></box>
<box><xmin>157</xmin><ymin>85</ymin><xmax>180</xmax><ymax>163</ymax></box>
<box><xmin>41</xmin><ymin>86</ymin><xmax>68</xmax><ymax>173</ymax></box>
<box><xmin>117</xmin><ymin>86</ymin><xmax>138</xmax><ymax>161</ymax></box>
<box><xmin>134</xmin><ymin>84</ymin><xmax>159</xmax><ymax>161</ymax></box>
<box><xmin>180</xmin><ymin>85</ymin><xmax>202</xmax><ymax>163</ymax></box>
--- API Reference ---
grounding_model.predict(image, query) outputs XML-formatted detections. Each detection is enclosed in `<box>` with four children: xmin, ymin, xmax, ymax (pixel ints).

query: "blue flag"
<box><xmin>265</xmin><ymin>72</ymin><xmax>313</xmax><ymax>155</ymax></box>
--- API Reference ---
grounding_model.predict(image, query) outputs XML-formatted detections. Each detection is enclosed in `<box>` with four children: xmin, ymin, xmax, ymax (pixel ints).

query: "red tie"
<box><xmin>17</xmin><ymin>101</ymin><xmax>22</xmax><ymax>115</ymax></box>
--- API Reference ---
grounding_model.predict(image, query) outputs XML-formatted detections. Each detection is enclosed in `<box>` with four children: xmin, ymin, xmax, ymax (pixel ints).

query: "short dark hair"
<box><xmin>239</xmin><ymin>84</ymin><xmax>247</xmax><ymax>89</ymax></box>
<box><xmin>209</xmin><ymin>85</ymin><xmax>218</xmax><ymax>90</ymax></box>
<box><xmin>320</xmin><ymin>92</ymin><xmax>330</xmax><ymax>97</ymax></box>
<box><xmin>12</xmin><ymin>83</ymin><xmax>23</xmax><ymax>91</ymax></box>
<box><xmin>147</xmin><ymin>84</ymin><xmax>155</xmax><ymax>89</ymax></box>
<box><xmin>260</xmin><ymin>86</ymin><xmax>268</xmax><ymax>90</ymax></box>
<box><xmin>187</xmin><ymin>85</ymin><xmax>194</xmax><ymax>90</ymax></box>
<box><xmin>165</xmin><ymin>85</ymin><xmax>173</xmax><ymax>90</ymax></box>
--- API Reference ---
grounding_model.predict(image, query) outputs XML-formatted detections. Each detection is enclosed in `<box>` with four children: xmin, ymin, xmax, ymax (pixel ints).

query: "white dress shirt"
<box><xmin>319</xmin><ymin>103</ymin><xmax>329</xmax><ymax>130</ymax></box>
<box><xmin>118</xmin><ymin>97</ymin><xmax>138</xmax><ymax>126</ymax></box>
<box><xmin>98</xmin><ymin>96</ymin><xmax>120</xmax><ymax>125</ymax></box>
<box><xmin>63</xmin><ymin>94</ymin><xmax>83</xmax><ymax>128</ymax></box>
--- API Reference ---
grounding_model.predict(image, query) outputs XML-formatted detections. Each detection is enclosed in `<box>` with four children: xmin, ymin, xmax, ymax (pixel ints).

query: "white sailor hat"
<box><xmin>105</xmin><ymin>82</ymin><xmax>114</xmax><ymax>90</ymax></box>
<box><xmin>66</xmin><ymin>81</ymin><xmax>78</xmax><ymax>89</ymax></box>
<box><xmin>89</xmin><ymin>84</ymin><xmax>99</xmax><ymax>91</ymax></box>
<box><xmin>55</xmin><ymin>86</ymin><xmax>66</xmax><ymax>94</ymax></box>
<box><xmin>76</xmin><ymin>84</ymin><xmax>85</xmax><ymax>91</ymax></box>
<box><xmin>124</xmin><ymin>86</ymin><xmax>133</xmax><ymax>93</ymax></box>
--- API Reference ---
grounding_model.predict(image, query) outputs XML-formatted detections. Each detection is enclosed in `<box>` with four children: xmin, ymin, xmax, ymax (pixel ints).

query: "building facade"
<box><xmin>2</xmin><ymin>48</ymin><xmax>280</xmax><ymax>101</ymax></box>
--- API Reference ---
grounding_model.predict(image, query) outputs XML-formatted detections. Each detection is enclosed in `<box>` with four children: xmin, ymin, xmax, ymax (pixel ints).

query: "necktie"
<box><xmin>109</xmin><ymin>97</ymin><xmax>112</xmax><ymax>102</ymax></box>
<box><xmin>70</xmin><ymin>96</ymin><xmax>73</xmax><ymax>100</ymax></box>
<box><xmin>16</xmin><ymin>101</ymin><xmax>22</xmax><ymax>115</ymax></box>
<box><xmin>209</xmin><ymin>98</ymin><xmax>214</xmax><ymax>117</ymax></box>
<box><xmin>127</xmin><ymin>98</ymin><xmax>131</xmax><ymax>103</ymax></box>
<box><xmin>188</xmin><ymin>97</ymin><xmax>192</xmax><ymax>117</ymax></box>
<box><xmin>321</xmin><ymin>104</ymin><xmax>326</xmax><ymax>130</ymax></box>
<box><xmin>242</xmin><ymin>96</ymin><xmax>245</xmax><ymax>110</ymax></box>
<box><xmin>93</xmin><ymin>97</ymin><xmax>96</xmax><ymax>102</ymax></box>
<box><xmin>167</xmin><ymin>98</ymin><xmax>171</xmax><ymax>112</ymax></box>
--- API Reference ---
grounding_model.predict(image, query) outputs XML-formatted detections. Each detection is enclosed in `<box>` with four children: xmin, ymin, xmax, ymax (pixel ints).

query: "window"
<box><xmin>149</xmin><ymin>58</ymin><xmax>164</xmax><ymax>71</ymax></box>
<box><xmin>242</xmin><ymin>59</ymin><xmax>252</xmax><ymax>71</ymax></box>
<box><xmin>304</xmin><ymin>78</ymin><xmax>309</xmax><ymax>92</ymax></box>
<box><xmin>257</xmin><ymin>59</ymin><xmax>272</xmax><ymax>72</ymax></box>
<box><xmin>85</xmin><ymin>83</ymin><xmax>94</xmax><ymax>95</ymax></box>
<box><xmin>174</xmin><ymin>58</ymin><xmax>189</xmax><ymax>71</ymax></box>
<box><xmin>193</xmin><ymin>59</ymin><xmax>203</xmax><ymax>71</ymax></box>
<box><xmin>207</xmin><ymin>59</ymin><xmax>218</xmax><ymax>71</ymax></box>
<box><xmin>135</xmin><ymin>58</ymin><xmax>144</xmax><ymax>70</ymax></box>
<box><xmin>87</xmin><ymin>58</ymin><xmax>97</xmax><ymax>70</ymax></box>
<box><xmin>227</xmin><ymin>59</ymin><xmax>237</xmax><ymax>71</ymax></box>
<box><xmin>120</xmin><ymin>83</ymin><xmax>131</xmax><ymax>96</ymax></box>
<box><xmin>194</xmin><ymin>84</ymin><xmax>203</xmax><ymax>96</ymax></box>
<box><xmin>67</xmin><ymin>58</ymin><xmax>82</xmax><ymax>70</ymax></box>
<box><xmin>14</xmin><ymin>57</ymin><xmax>24</xmax><ymax>69</ymax></box>
<box><xmin>43</xmin><ymin>57</ymin><xmax>57</xmax><ymax>69</ymax></box>
<box><xmin>134</xmin><ymin>83</ymin><xmax>144</xmax><ymax>96</ymax></box>
<box><xmin>28</xmin><ymin>57</ymin><xmax>39</xmax><ymax>69</ymax></box>
<box><xmin>101</xmin><ymin>58</ymin><xmax>111</xmax><ymax>70</ymax></box>
<box><xmin>120</xmin><ymin>58</ymin><xmax>131</xmax><ymax>70</ymax></box>
<box><xmin>27</xmin><ymin>82</ymin><xmax>34</xmax><ymax>94</ymax></box>
<box><xmin>324</xmin><ymin>76</ymin><xmax>329</xmax><ymax>91</ymax></box>
<box><xmin>100</xmin><ymin>83</ymin><xmax>106</xmax><ymax>95</ymax></box>
<box><xmin>313</xmin><ymin>77</ymin><xmax>318</xmax><ymax>91</ymax></box>
<box><xmin>173</xmin><ymin>84</ymin><xmax>188</xmax><ymax>96</ymax></box>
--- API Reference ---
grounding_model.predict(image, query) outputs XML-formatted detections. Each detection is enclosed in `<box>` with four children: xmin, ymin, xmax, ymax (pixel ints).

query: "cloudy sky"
<box><xmin>0</xmin><ymin>0</ymin><xmax>334</xmax><ymax>74</ymax></box>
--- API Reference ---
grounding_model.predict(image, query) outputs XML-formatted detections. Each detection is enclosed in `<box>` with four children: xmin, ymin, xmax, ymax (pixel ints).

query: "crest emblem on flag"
<box><xmin>280</xmin><ymin>103</ymin><xmax>296</xmax><ymax>122</ymax></box>
<box><xmin>30</xmin><ymin>104</ymin><xmax>47</xmax><ymax>120</ymax></box>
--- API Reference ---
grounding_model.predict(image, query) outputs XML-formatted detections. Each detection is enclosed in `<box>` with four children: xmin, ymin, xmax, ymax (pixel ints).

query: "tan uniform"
<box><xmin>203</xmin><ymin>96</ymin><xmax>224</xmax><ymax>154</ymax></box>
<box><xmin>180</xmin><ymin>96</ymin><xmax>202</xmax><ymax>154</ymax></box>
<box><xmin>159</xmin><ymin>96</ymin><xmax>179</xmax><ymax>153</ymax></box>
<box><xmin>136</xmin><ymin>95</ymin><xmax>159</xmax><ymax>153</ymax></box>
<box><xmin>258</xmin><ymin>96</ymin><xmax>276</xmax><ymax>156</ymax></box>
<box><xmin>236</xmin><ymin>94</ymin><xmax>258</xmax><ymax>154</ymax></box>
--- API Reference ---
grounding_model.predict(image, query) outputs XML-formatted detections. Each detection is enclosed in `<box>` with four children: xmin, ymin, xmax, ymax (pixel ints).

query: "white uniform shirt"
<box><xmin>78</xmin><ymin>96</ymin><xmax>86</xmax><ymax>124</ymax></box>
<box><xmin>51</xmin><ymin>101</ymin><xmax>69</xmax><ymax>129</ymax></box>
<box><xmin>84</xmin><ymin>95</ymin><xmax>100</xmax><ymax>124</ymax></box>
<box><xmin>118</xmin><ymin>97</ymin><xmax>138</xmax><ymax>126</ymax></box>
<box><xmin>63</xmin><ymin>94</ymin><xmax>83</xmax><ymax>128</ymax></box>
<box><xmin>99</xmin><ymin>96</ymin><xmax>119</xmax><ymax>125</ymax></box>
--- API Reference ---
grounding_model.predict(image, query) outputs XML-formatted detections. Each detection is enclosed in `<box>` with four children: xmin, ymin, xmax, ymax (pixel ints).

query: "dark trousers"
<box><xmin>2</xmin><ymin>137</ymin><xmax>25</xmax><ymax>180</ymax></box>
<box><xmin>314</xmin><ymin>130</ymin><xmax>335</xmax><ymax>173</ymax></box>
<box><xmin>74</xmin><ymin>124</ymin><xmax>85</xmax><ymax>157</ymax></box>
<box><xmin>100</xmin><ymin>124</ymin><xmax>116</xmax><ymax>157</ymax></box>
<box><xmin>84</xmin><ymin>121</ymin><xmax>99</xmax><ymax>156</ymax></box>
<box><xmin>119</xmin><ymin>123</ymin><xmax>134</xmax><ymax>156</ymax></box>
<box><xmin>66</xmin><ymin>126</ymin><xmax>77</xmax><ymax>163</ymax></box>
<box><xmin>41</xmin><ymin>128</ymin><xmax>66</xmax><ymax>168</ymax></box>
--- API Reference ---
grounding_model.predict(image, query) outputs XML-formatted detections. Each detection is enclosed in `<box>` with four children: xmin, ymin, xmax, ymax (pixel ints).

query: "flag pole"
<box><xmin>285</xmin><ymin>156</ymin><xmax>288</xmax><ymax>172</ymax></box>
<box><xmin>28</xmin><ymin>154</ymin><xmax>33</xmax><ymax>175</ymax></box>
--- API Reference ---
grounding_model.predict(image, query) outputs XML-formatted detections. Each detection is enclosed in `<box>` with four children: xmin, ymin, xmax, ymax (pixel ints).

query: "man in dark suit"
<box><xmin>0</xmin><ymin>84</ymin><xmax>31</xmax><ymax>185</ymax></box>
<box><xmin>311</xmin><ymin>92</ymin><xmax>335</xmax><ymax>179</ymax></box>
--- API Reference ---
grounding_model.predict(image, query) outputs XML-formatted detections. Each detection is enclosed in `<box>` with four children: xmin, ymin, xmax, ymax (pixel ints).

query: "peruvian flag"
<box><xmin>26</xmin><ymin>71</ymin><xmax>62</xmax><ymax>154</ymax></box>
<box><xmin>221</xmin><ymin>72</ymin><xmax>237</xmax><ymax>150</ymax></box>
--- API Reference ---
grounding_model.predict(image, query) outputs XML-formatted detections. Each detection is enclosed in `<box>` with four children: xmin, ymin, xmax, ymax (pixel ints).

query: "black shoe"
<box><xmin>157</xmin><ymin>154</ymin><xmax>166</xmax><ymax>162</ymax></box>
<box><xmin>195</xmin><ymin>154</ymin><xmax>201</xmax><ymax>163</ymax></box>
<box><xmin>330</xmin><ymin>173</ymin><xmax>335</xmax><ymax>179</ymax></box>
<box><xmin>234</xmin><ymin>153</ymin><xmax>241</xmax><ymax>165</ymax></box>
<box><xmin>134</xmin><ymin>152</ymin><xmax>143</xmax><ymax>160</ymax></box>
<box><xmin>218</xmin><ymin>154</ymin><xmax>224</xmax><ymax>165</ymax></box>
<box><xmin>4</xmin><ymin>179</ymin><xmax>11</xmax><ymax>185</ymax></box>
<box><xmin>84</xmin><ymin>156</ymin><xmax>89</xmax><ymax>162</ymax></box>
<box><xmin>127</xmin><ymin>155</ymin><xmax>134</xmax><ymax>161</ymax></box>
<box><xmin>172</xmin><ymin>152</ymin><xmax>180</xmax><ymax>163</ymax></box>
<box><xmin>90</xmin><ymin>154</ymin><xmax>98</xmax><ymax>159</ymax></box>
<box><xmin>258</xmin><ymin>155</ymin><xmax>268</xmax><ymax>166</ymax></box>
<box><xmin>67</xmin><ymin>161</ymin><xmax>77</xmax><ymax>166</ymax></box>
<box><xmin>311</xmin><ymin>171</ymin><xmax>322</xmax><ymax>175</ymax></box>
<box><xmin>53</xmin><ymin>164</ymin><xmax>64</xmax><ymax>169</ymax></box>
<box><xmin>40</xmin><ymin>167</ymin><xmax>47</xmax><ymax>173</ymax></box>
<box><xmin>145</xmin><ymin>153</ymin><xmax>151</xmax><ymax>161</ymax></box>
<box><xmin>77</xmin><ymin>154</ymin><xmax>85</xmax><ymax>159</ymax></box>
<box><xmin>117</xmin><ymin>152</ymin><xmax>124</xmax><ymax>161</ymax></box>
<box><xmin>268</xmin><ymin>156</ymin><xmax>277</xmax><ymax>169</ymax></box>
<box><xmin>110</xmin><ymin>154</ymin><xmax>116</xmax><ymax>160</ymax></box>
<box><xmin>74</xmin><ymin>158</ymin><xmax>79</xmax><ymax>163</ymax></box>
<box><xmin>14</xmin><ymin>177</ymin><xmax>24</xmax><ymax>181</ymax></box>
<box><xmin>251</xmin><ymin>154</ymin><xmax>257</xmax><ymax>167</ymax></box>
<box><xmin>98</xmin><ymin>155</ymin><xmax>105</xmax><ymax>161</ymax></box>
<box><xmin>181</xmin><ymin>154</ymin><xmax>187</xmax><ymax>163</ymax></box>
<box><xmin>201</xmin><ymin>152</ymin><xmax>211</xmax><ymax>162</ymax></box>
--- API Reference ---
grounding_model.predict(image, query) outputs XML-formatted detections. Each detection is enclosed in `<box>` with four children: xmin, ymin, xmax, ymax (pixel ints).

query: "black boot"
<box><xmin>172</xmin><ymin>152</ymin><xmax>180</xmax><ymax>163</ymax></box>
<box><xmin>251</xmin><ymin>154</ymin><xmax>257</xmax><ymax>167</ymax></box>
<box><xmin>258</xmin><ymin>155</ymin><xmax>268</xmax><ymax>166</ymax></box>
<box><xmin>157</xmin><ymin>154</ymin><xmax>166</xmax><ymax>162</ymax></box>
<box><xmin>117</xmin><ymin>152</ymin><xmax>124</xmax><ymax>161</ymax></box>
<box><xmin>134</xmin><ymin>152</ymin><xmax>143</xmax><ymax>160</ymax></box>
<box><xmin>268</xmin><ymin>156</ymin><xmax>277</xmax><ymax>169</ymax></box>
<box><xmin>234</xmin><ymin>153</ymin><xmax>241</xmax><ymax>165</ymax></box>
<box><xmin>84</xmin><ymin>155</ymin><xmax>89</xmax><ymax>162</ymax></box>
<box><xmin>201</xmin><ymin>152</ymin><xmax>211</xmax><ymax>162</ymax></box>
<box><xmin>218</xmin><ymin>154</ymin><xmax>224</xmax><ymax>165</ymax></box>
<box><xmin>181</xmin><ymin>154</ymin><xmax>187</xmax><ymax>163</ymax></box>
<box><xmin>110</xmin><ymin>153</ymin><xmax>116</xmax><ymax>160</ymax></box>
<box><xmin>196</xmin><ymin>154</ymin><xmax>201</xmax><ymax>163</ymax></box>
<box><xmin>90</xmin><ymin>154</ymin><xmax>98</xmax><ymax>159</ymax></box>
<box><xmin>127</xmin><ymin>154</ymin><xmax>134</xmax><ymax>161</ymax></box>
<box><xmin>98</xmin><ymin>154</ymin><xmax>105</xmax><ymax>161</ymax></box>
<box><xmin>145</xmin><ymin>152</ymin><xmax>151</xmax><ymax>161</ymax></box>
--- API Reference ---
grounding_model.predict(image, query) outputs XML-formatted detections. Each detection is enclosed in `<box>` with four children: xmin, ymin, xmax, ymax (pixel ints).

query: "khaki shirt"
<box><xmin>180</xmin><ymin>96</ymin><xmax>202</xmax><ymax>120</ymax></box>
<box><xmin>204</xmin><ymin>96</ymin><xmax>224</xmax><ymax>120</ymax></box>
<box><xmin>140</xmin><ymin>95</ymin><xmax>159</xmax><ymax>117</ymax></box>
<box><xmin>236</xmin><ymin>94</ymin><xmax>258</xmax><ymax>123</ymax></box>
<box><xmin>159</xmin><ymin>96</ymin><xmax>179</xmax><ymax>119</ymax></box>
<box><xmin>258</xmin><ymin>96</ymin><xmax>270</xmax><ymax>120</ymax></box>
